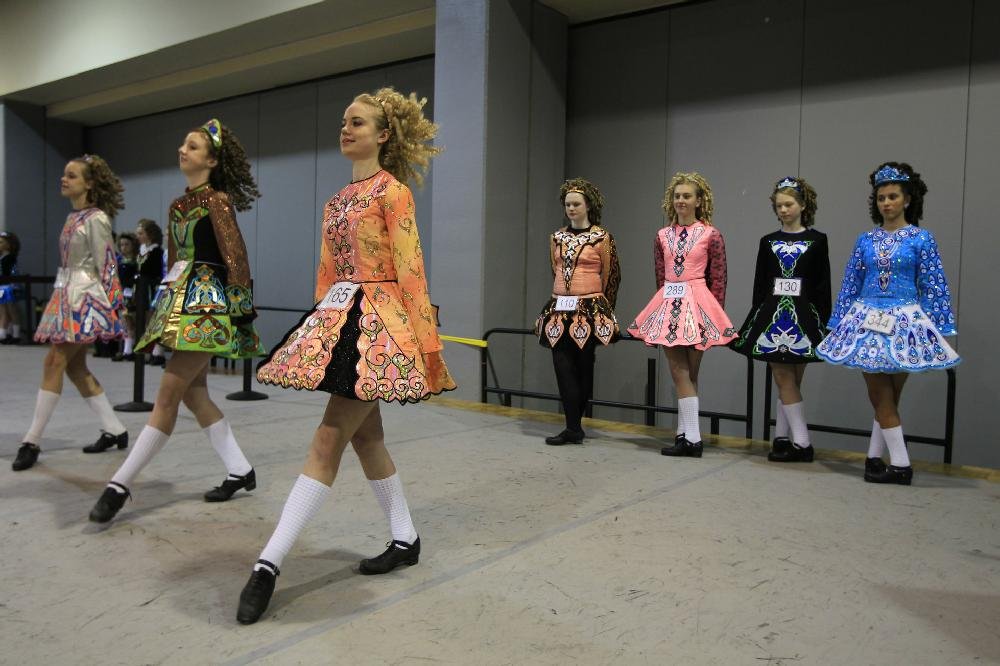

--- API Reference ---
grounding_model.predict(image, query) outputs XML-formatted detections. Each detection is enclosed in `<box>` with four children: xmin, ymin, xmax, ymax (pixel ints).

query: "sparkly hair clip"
<box><xmin>201</xmin><ymin>118</ymin><xmax>223</xmax><ymax>148</ymax></box>
<box><xmin>775</xmin><ymin>177</ymin><xmax>801</xmax><ymax>192</ymax></box>
<box><xmin>372</xmin><ymin>97</ymin><xmax>390</xmax><ymax>122</ymax></box>
<box><xmin>873</xmin><ymin>165</ymin><xmax>910</xmax><ymax>186</ymax></box>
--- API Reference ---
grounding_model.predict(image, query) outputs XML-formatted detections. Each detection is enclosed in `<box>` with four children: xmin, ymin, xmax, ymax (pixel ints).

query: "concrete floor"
<box><xmin>1</xmin><ymin>345</ymin><xmax>998</xmax><ymax>666</ymax></box>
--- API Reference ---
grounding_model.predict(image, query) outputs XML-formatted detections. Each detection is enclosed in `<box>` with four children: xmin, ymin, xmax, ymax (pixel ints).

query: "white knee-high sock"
<box><xmin>152</xmin><ymin>344</ymin><xmax>166</xmax><ymax>357</ymax></box>
<box><xmin>205</xmin><ymin>418</ymin><xmax>252</xmax><ymax>478</ymax></box>
<box><xmin>123</xmin><ymin>337</ymin><xmax>134</xmax><ymax>355</ymax></box>
<box><xmin>256</xmin><ymin>474</ymin><xmax>331</xmax><ymax>572</ymax></box>
<box><xmin>867</xmin><ymin>420</ymin><xmax>886</xmax><ymax>458</ymax></box>
<box><xmin>881</xmin><ymin>425</ymin><xmax>911</xmax><ymax>467</ymax></box>
<box><xmin>369</xmin><ymin>473</ymin><xmax>418</xmax><ymax>544</ymax></box>
<box><xmin>783</xmin><ymin>401</ymin><xmax>810</xmax><ymax>447</ymax></box>
<box><xmin>23</xmin><ymin>389</ymin><xmax>61</xmax><ymax>444</ymax></box>
<box><xmin>109</xmin><ymin>425</ymin><xmax>169</xmax><ymax>491</ymax></box>
<box><xmin>11</xmin><ymin>324</ymin><xmax>21</xmax><ymax>337</ymax></box>
<box><xmin>678</xmin><ymin>396</ymin><xmax>701</xmax><ymax>443</ymax></box>
<box><xmin>774</xmin><ymin>401</ymin><xmax>789</xmax><ymax>439</ymax></box>
<box><xmin>85</xmin><ymin>393</ymin><xmax>126</xmax><ymax>436</ymax></box>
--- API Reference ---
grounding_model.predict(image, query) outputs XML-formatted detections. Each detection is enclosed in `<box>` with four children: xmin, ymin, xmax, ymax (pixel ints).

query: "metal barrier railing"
<box><xmin>761</xmin><ymin>364</ymin><xmax>957</xmax><ymax>464</ymax></box>
<box><xmin>479</xmin><ymin>327</ymin><xmax>755</xmax><ymax>438</ymax></box>
<box><xmin>478</xmin><ymin>327</ymin><xmax>958</xmax><ymax>462</ymax></box>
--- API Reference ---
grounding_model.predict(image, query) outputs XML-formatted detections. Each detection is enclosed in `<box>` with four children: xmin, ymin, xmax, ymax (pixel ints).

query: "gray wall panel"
<box><xmin>255</xmin><ymin>84</ymin><xmax>317</xmax><ymax>316</ymax></box>
<box><xmin>564</xmin><ymin>10</ymin><xmax>671</xmax><ymax>426</ymax></box>
<box><xmin>956</xmin><ymin>0</ymin><xmax>1000</xmax><ymax>468</ymax></box>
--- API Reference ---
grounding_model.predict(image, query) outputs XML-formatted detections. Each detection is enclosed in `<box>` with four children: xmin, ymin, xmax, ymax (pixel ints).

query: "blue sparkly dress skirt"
<box><xmin>816</xmin><ymin>226</ymin><xmax>960</xmax><ymax>372</ymax></box>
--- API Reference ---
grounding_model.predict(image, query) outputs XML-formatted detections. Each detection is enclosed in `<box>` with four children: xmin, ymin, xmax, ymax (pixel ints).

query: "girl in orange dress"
<box><xmin>534</xmin><ymin>178</ymin><xmax>620</xmax><ymax>445</ymax></box>
<box><xmin>629</xmin><ymin>172</ymin><xmax>736</xmax><ymax>458</ymax></box>
<box><xmin>239</xmin><ymin>87</ymin><xmax>455</xmax><ymax>624</ymax></box>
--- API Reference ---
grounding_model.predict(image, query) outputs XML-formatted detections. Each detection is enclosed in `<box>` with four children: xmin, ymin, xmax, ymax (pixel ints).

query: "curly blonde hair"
<box><xmin>72</xmin><ymin>155</ymin><xmax>124</xmax><ymax>218</ymax></box>
<box><xmin>770</xmin><ymin>177</ymin><xmax>818</xmax><ymax>227</ymax></box>
<box><xmin>559</xmin><ymin>177</ymin><xmax>605</xmax><ymax>225</ymax></box>
<box><xmin>662</xmin><ymin>171</ymin><xmax>713</xmax><ymax>225</ymax></box>
<box><xmin>355</xmin><ymin>87</ymin><xmax>441</xmax><ymax>188</ymax></box>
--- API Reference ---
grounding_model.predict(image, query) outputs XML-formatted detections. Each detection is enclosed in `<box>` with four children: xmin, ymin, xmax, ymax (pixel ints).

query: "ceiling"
<box><xmin>3</xmin><ymin>0</ymin><xmax>687</xmax><ymax>126</ymax></box>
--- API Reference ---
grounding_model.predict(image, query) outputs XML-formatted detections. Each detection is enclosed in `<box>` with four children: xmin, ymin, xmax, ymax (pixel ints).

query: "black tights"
<box><xmin>551</xmin><ymin>337</ymin><xmax>596</xmax><ymax>432</ymax></box>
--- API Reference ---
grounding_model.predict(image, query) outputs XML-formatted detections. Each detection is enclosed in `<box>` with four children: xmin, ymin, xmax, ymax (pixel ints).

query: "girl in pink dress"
<box><xmin>628</xmin><ymin>172</ymin><xmax>736</xmax><ymax>457</ymax></box>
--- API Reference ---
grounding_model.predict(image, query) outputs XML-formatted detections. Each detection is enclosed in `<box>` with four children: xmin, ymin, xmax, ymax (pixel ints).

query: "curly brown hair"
<box><xmin>194</xmin><ymin>121</ymin><xmax>261</xmax><ymax>211</ymax></box>
<box><xmin>662</xmin><ymin>171</ymin><xmax>714</xmax><ymax>225</ymax></box>
<box><xmin>72</xmin><ymin>155</ymin><xmax>124</xmax><ymax>218</ymax></box>
<box><xmin>136</xmin><ymin>218</ymin><xmax>163</xmax><ymax>246</ymax></box>
<box><xmin>355</xmin><ymin>87</ymin><xmax>441</xmax><ymax>188</ymax></box>
<box><xmin>0</xmin><ymin>231</ymin><xmax>20</xmax><ymax>257</ymax></box>
<box><xmin>559</xmin><ymin>178</ymin><xmax>605</xmax><ymax>226</ymax></box>
<box><xmin>868</xmin><ymin>161</ymin><xmax>927</xmax><ymax>226</ymax></box>
<box><xmin>770</xmin><ymin>177</ymin><xmax>818</xmax><ymax>227</ymax></box>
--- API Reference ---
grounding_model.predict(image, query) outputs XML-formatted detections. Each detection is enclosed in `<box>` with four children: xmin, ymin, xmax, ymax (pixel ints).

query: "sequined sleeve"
<box><xmin>749</xmin><ymin>237</ymin><xmax>769</xmax><ymax>308</ymax></box>
<box><xmin>602</xmin><ymin>232</ymin><xmax>621</xmax><ymax>309</ymax></box>
<box><xmin>549</xmin><ymin>233</ymin><xmax>558</xmax><ymax>279</ymax></box>
<box><xmin>705</xmin><ymin>228</ymin><xmax>728</xmax><ymax>307</ymax></box>
<box><xmin>654</xmin><ymin>230</ymin><xmax>666</xmax><ymax>289</ymax></box>
<box><xmin>916</xmin><ymin>229</ymin><xmax>957</xmax><ymax>335</ymax></box>
<box><xmin>84</xmin><ymin>211</ymin><xmax>124</xmax><ymax>310</ymax></box>
<box><xmin>828</xmin><ymin>233</ymin><xmax>866</xmax><ymax>329</ymax></box>
<box><xmin>383</xmin><ymin>181</ymin><xmax>442</xmax><ymax>353</ymax></box>
<box><xmin>207</xmin><ymin>192</ymin><xmax>256</xmax><ymax>323</ymax></box>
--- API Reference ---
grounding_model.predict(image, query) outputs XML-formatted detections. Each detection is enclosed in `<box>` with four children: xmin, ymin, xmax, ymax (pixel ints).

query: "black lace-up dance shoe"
<box><xmin>864</xmin><ymin>457</ymin><xmax>887</xmax><ymax>476</ymax></box>
<box><xmin>864</xmin><ymin>463</ymin><xmax>913</xmax><ymax>485</ymax></box>
<box><xmin>661</xmin><ymin>434</ymin><xmax>703</xmax><ymax>458</ymax></box>
<box><xmin>768</xmin><ymin>441</ymin><xmax>814</xmax><ymax>463</ymax></box>
<box><xmin>204</xmin><ymin>469</ymin><xmax>256</xmax><ymax>502</ymax></box>
<box><xmin>359</xmin><ymin>537</ymin><xmax>421</xmax><ymax>575</ymax></box>
<box><xmin>544</xmin><ymin>429</ymin><xmax>585</xmax><ymax>446</ymax></box>
<box><xmin>237</xmin><ymin>560</ymin><xmax>279</xmax><ymax>625</ymax></box>
<box><xmin>89</xmin><ymin>482</ymin><xmax>130</xmax><ymax>523</ymax></box>
<box><xmin>12</xmin><ymin>443</ymin><xmax>40</xmax><ymax>471</ymax></box>
<box><xmin>82</xmin><ymin>430</ymin><xmax>129</xmax><ymax>453</ymax></box>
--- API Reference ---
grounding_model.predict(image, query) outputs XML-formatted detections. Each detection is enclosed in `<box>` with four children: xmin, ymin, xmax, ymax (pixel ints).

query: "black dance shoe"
<box><xmin>204</xmin><ymin>469</ymin><xmax>256</xmax><ymax>502</ymax></box>
<box><xmin>661</xmin><ymin>434</ymin><xmax>703</xmax><ymax>458</ymax></box>
<box><xmin>1</xmin><ymin>337</ymin><xmax>20</xmax><ymax>345</ymax></box>
<box><xmin>89</xmin><ymin>483</ymin><xmax>130</xmax><ymax>523</ymax></box>
<box><xmin>864</xmin><ymin>464</ymin><xmax>913</xmax><ymax>485</ymax></box>
<box><xmin>12</xmin><ymin>443</ymin><xmax>40</xmax><ymax>471</ymax></box>
<box><xmin>864</xmin><ymin>457</ymin><xmax>887</xmax><ymax>476</ymax></box>
<box><xmin>359</xmin><ymin>537</ymin><xmax>421</xmax><ymax>575</ymax></box>
<box><xmin>237</xmin><ymin>560</ymin><xmax>279</xmax><ymax>625</ymax></box>
<box><xmin>544</xmin><ymin>429</ymin><xmax>585</xmax><ymax>446</ymax></box>
<box><xmin>148</xmin><ymin>355</ymin><xmax>166</xmax><ymax>367</ymax></box>
<box><xmin>769</xmin><ymin>436</ymin><xmax>792</xmax><ymax>457</ymax></box>
<box><xmin>82</xmin><ymin>430</ymin><xmax>129</xmax><ymax>453</ymax></box>
<box><xmin>768</xmin><ymin>442</ymin><xmax>814</xmax><ymax>463</ymax></box>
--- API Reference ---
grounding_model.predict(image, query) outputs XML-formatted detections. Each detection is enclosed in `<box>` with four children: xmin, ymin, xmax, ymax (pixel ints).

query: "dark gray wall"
<box><xmin>559</xmin><ymin>0</ymin><xmax>998</xmax><ymax>466</ymax></box>
<box><xmin>87</xmin><ymin>58</ymin><xmax>435</xmax><ymax>350</ymax></box>
<box><xmin>431</xmin><ymin>0</ymin><xmax>568</xmax><ymax>400</ymax></box>
<box><xmin>1</xmin><ymin>102</ymin><xmax>83</xmax><ymax>278</ymax></box>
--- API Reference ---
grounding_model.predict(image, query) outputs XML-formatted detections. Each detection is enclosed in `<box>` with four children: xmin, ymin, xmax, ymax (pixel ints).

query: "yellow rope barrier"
<box><xmin>440</xmin><ymin>334</ymin><xmax>488</xmax><ymax>348</ymax></box>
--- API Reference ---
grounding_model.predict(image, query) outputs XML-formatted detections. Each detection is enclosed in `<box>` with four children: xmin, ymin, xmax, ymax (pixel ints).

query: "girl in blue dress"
<box><xmin>817</xmin><ymin>162</ymin><xmax>959</xmax><ymax>484</ymax></box>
